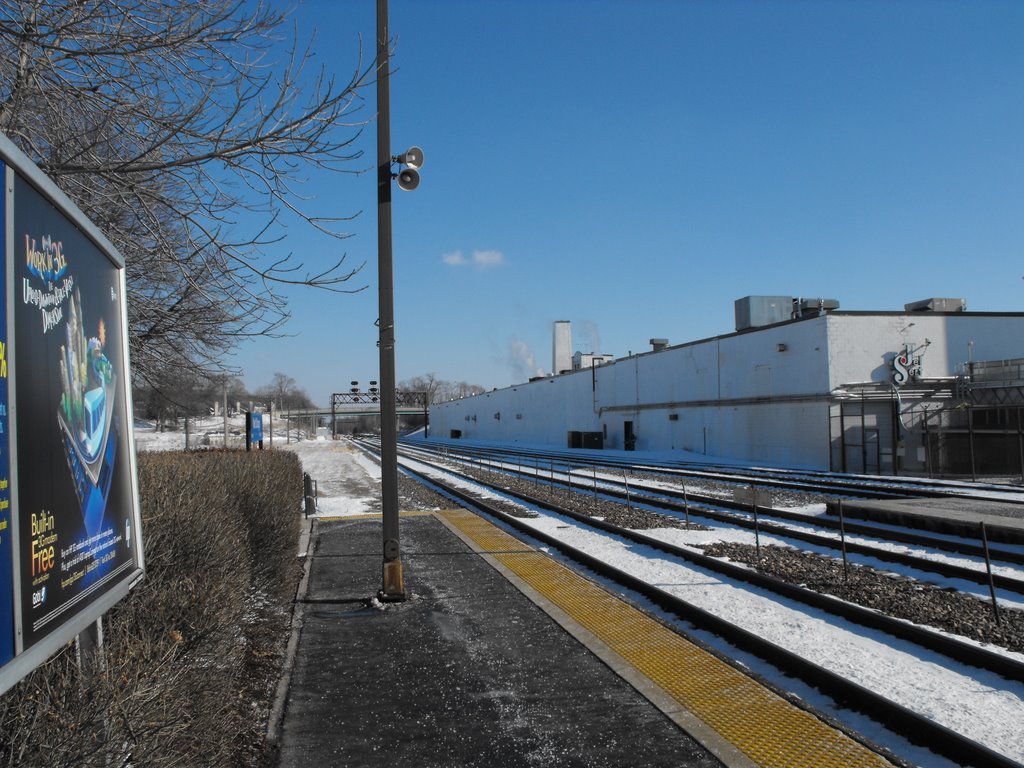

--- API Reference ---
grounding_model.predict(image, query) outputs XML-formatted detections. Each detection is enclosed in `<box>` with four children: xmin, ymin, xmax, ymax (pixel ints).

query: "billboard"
<box><xmin>0</xmin><ymin>135</ymin><xmax>143</xmax><ymax>695</ymax></box>
<box><xmin>0</xmin><ymin>158</ymin><xmax>12</xmax><ymax>670</ymax></box>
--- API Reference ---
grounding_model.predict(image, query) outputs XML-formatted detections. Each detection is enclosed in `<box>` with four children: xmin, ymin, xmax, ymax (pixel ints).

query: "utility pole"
<box><xmin>376</xmin><ymin>0</ymin><xmax>404</xmax><ymax>601</ymax></box>
<box><xmin>223</xmin><ymin>380</ymin><xmax>228</xmax><ymax>448</ymax></box>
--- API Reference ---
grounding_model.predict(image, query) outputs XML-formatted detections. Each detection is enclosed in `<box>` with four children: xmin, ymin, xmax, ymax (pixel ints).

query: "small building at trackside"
<box><xmin>426</xmin><ymin>297</ymin><xmax>1024</xmax><ymax>475</ymax></box>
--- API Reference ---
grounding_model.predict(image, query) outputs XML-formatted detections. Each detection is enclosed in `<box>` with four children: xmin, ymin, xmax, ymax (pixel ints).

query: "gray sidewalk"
<box><xmin>271</xmin><ymin>514</ymin><xmax>723</xmax><ymax>768</ymax></box>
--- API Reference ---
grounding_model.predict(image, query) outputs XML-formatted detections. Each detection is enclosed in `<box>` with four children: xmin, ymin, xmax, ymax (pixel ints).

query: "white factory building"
<box><xmin>427</xmin><ymin>297</ymin><xmax>1024</xmax><ymax>474</ymax></box>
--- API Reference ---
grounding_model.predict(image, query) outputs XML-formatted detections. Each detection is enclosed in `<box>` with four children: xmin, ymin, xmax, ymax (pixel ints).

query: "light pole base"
<box><xmin>379</xmin><ymin>558</ymin><xmax>406</xmax><ymax>602</ymax></box>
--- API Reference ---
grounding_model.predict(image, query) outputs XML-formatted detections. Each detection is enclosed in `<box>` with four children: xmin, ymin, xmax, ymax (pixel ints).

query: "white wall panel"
<box><xmin>428</xmin><ymin>311</ymin><xmax>1024</xmax><ymax>469</ymax></box>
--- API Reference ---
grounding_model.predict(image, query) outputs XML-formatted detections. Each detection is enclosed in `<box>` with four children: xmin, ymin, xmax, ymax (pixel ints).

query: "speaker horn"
<box><xmin>396</xmin><ymin>167</ymin><xmax>420</xmax><ymax>191</ymax></box>
<box><xmin>396</xmin><ymin>146</ymin><xmax>424</xmax><ymax>169</ymax></box>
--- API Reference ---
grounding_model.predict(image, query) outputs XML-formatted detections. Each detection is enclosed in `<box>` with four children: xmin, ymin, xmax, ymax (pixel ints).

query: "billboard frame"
<box><xmin>0</xmin><ymin>133</ymin><xmax>145</xmax><ymax>697</ymax></box>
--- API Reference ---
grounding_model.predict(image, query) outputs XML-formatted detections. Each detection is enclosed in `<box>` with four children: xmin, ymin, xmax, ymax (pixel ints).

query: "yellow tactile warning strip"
<box><xmin>438</xmin><ymin>508</ymin><xmax>894</xmax><ymax>768</ymax></box>
<box><xmin>317</xmin><ymin>511</ymin><xmax>434</xmax><ymax>521</ymax></box>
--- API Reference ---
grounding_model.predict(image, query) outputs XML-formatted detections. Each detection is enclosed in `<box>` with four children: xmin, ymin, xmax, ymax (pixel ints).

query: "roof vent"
<box><xmin>904</xmin><ymin>298</ymin><xmax>966</xmax><ymax>313</ymax></box>
<box><xmin>792</xmin><ymin>298</ymin><xmax>840</xmax><ymax>318</ymax></box>
<box><xmin>649</xmin><ymin>338</ymin><xmax>669</xmax><ymax>352</ymax></box>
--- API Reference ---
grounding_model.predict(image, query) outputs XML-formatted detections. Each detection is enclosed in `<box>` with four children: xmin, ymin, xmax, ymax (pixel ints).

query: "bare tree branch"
<box><xmin>0</xmin><ymin>0</ymin><xmax>372</xmax><ymax>381</ymax></box>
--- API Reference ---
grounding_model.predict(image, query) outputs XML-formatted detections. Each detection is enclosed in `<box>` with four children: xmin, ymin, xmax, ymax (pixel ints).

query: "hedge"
<box><xmin>0</xmin><ymin>449</ymin><xmax>303</xmax><ymax>767</ymax></box>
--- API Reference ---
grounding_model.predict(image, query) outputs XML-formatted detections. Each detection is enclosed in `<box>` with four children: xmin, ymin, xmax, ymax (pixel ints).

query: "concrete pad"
<box><xmin>274</xmin><ymin>515</ymin><xmax>723</xmax><ymax>768</ymax></box>
<box><xmin>833</xmin><ymin>497</ymin><xmax>1024</xmax><ymax>544</ymax></box>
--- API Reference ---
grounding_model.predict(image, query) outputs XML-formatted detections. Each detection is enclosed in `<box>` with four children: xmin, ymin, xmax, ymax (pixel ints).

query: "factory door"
<box><xmin>624</xmin><ymin>420</ymin><xmax>636</xmax><ymax>451</ymax></box>
<box><xmin>831</xmin><ymin>401</ymin><xmax>893</xmax><ymax>474</ymax></box>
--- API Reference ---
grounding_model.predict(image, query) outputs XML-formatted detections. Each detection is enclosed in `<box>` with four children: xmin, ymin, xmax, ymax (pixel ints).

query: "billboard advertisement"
<box><xmin>0</xmin><ymin>135</ymin><xmax>143</xmax><ymax>694</ymax></box>
<box><xmin>0</xmin><ymin>158</ymin><xmax>12</xmax><ymax>669</ymax></box>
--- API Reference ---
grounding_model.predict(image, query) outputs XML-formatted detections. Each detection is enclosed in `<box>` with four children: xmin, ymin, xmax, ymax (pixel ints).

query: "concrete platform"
<box><xmin>271</xmin><ymin>514</ymin><xmax>727</xmax><ymax>768</ymax></box>
<box><xmin>270</xmin><ymin>508</ymin><xmax>896</xmax><ymax>768</ymax></box>
<box><xmin>829</xmin><ymin>497</ymin><xmax>1024</xmax><ymax>545</ymax></box>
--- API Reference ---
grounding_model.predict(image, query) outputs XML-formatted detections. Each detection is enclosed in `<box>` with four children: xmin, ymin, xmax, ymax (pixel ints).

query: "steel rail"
<box><xmin>415</xmin><ymin>442</ymin><xmax>1024</xmax><ymax>561</ymax></box>
<box><xmin>400</xmin><ymin>443</ymin><xmax>1024</xmax><ymax>587</ymax></box>
<box><xmin>392</xmin><ymin>446</ymin><xmax>1024</xmax><ymax>685</ymax></box>
<box><xmin>382</xmin><ymin>449</ymin><xmax>1020</xmax><ymax>768</ymax></box>
<box><xmin>404</xmin><ymin>438</ymin><xmax>1024</xmax><ymax>503</ymax></box>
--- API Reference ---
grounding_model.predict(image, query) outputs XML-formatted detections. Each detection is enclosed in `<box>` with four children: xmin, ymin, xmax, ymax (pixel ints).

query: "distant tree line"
<box><xmin>134</xmin><ymin>371</ymin><xmax>315</xmax><ymax>427</ymax></box>
<box><xmin>398</xmin><ymin>373</ymin><xmax>485</xmax><ymax>404</ymax></box>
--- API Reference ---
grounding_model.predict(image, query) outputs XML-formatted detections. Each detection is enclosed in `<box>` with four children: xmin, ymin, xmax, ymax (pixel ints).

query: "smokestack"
<box><xmin>553</xmin><ymin>320</ymin><xmax>572</xmax><ymax>374</ymax></box>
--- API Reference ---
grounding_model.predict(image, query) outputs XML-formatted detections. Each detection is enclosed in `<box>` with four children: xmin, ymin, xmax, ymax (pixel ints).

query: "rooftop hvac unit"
<box><xmin>735</xmin><ymin>296</ymin><xmax>792</xmax><ymax>331</ymax></box>
<box><xmin>904</xmin><ymin>297</ymin><xmax>967</xmax><ymax>313</ymax></box>
<box><xmin>792</xmin><ymin>297</ymin><xmax>839</xmax><ymax>317</ymax></box>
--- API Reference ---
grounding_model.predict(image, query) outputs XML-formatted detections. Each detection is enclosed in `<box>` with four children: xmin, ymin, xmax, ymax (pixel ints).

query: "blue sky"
<box><xmin>239</xmin><ymin>0</ymin><xmax>1024</xmax><ymax>405</ymax></box>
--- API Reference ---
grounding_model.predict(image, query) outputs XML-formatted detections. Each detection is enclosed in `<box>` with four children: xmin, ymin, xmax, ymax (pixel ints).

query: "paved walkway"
<box><xmin>271</xmin><ymin>511</ymin><xmax>727</xmax><ymax>768</ymax></box>
<box><xmin>268</xmin><ymin>444</ymin><xmax>896</xmax><ymax>768</ymax></box>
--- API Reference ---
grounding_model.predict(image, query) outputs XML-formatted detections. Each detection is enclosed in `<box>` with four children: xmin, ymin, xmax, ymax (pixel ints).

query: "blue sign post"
<box><xmin>246</xmin><ymin>411</ymin><xmax>263</xmax><ymax>451</ymax></box>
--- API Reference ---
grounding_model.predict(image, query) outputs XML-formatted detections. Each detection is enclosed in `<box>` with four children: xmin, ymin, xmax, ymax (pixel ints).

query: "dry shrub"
<box><xmin>0</xmin><ymin>449</ymin><xmax>303</xmax><ymax>768</ymax></box>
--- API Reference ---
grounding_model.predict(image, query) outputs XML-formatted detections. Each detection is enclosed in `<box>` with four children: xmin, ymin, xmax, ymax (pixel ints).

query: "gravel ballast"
<box><xmin>408</xmin><ymin>456</ymin><xmax>1024</xmax><ymax>655</ymax></box>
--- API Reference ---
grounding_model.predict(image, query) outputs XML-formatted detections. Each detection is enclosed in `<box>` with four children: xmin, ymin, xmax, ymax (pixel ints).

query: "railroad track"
<box><xmin>352</xmin><ymin>438</ymin><xmax>1024</xmax><ymax>767</ymax></box>
<box><xmin>390</xmin><ymin>443</ymin><xmax>1024</xmax><ymax>679</ymax></box>
<box><xmin>406</xmin><ymin>439</ymin><xmax>1024</xmax><ymax>503</ymax></box>
<box><xmin>399</xmin><ymin>441</ymin><xmax>1024</xmax><ymax>592</ymax></box>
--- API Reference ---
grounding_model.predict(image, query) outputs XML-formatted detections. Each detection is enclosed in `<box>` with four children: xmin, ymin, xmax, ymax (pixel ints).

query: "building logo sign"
<box><xmin>892</xmin><ymin>344</ymin><xmax>923</xmax><ymax>386</ymax></box>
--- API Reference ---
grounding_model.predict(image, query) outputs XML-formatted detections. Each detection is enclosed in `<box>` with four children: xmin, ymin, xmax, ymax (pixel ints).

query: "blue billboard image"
<box><xmin>57</xmin><ymin>288</ymin><xmax>117</xmax><ymax>540</ymax></box>
<box><xmin>13</xmin><ymin>170</ymin><xmax>141</xmax><ymax>651</ymax></box>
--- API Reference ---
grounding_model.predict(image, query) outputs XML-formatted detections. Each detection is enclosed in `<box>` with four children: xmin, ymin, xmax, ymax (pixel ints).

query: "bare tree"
<box><xmin>0</xmin><ymin>0</ymin><xmax>372</xmax><ymax>382</ymax></box>
<box><xmin>452</xmin><ymin>380</ymin><xmax>486</xmax><ymax>400</ymax></box>
<box><xmin>134</xmin><ymin>370</ymin><xmax>244</xmax><ymax>425</ymax></box>
<box><xmin>398</xmin><ymin>373</ymin><xmax>485</xmax><ymax>404</ymax></box>
<box><xmin>255</xmin><ymin>371</ymin><xmax>314</xmax><ymax>411</ymax></box>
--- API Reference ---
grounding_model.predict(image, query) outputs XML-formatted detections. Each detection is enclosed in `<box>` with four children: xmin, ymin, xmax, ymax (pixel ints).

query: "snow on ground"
<box><xmin>411</xmin><ymin>433</ymin><xmax>1024</xmax><ymax>501</ymax></box>
<box><xmin>134</xmin><ymin>416</ymin><xmax>327</xmax><ymax>452</ymax></box>
<box><xmin>279</xmin><ymin>438</ymin><xmax>381</xmax><ymax>518</ymax></box>
<box><xmin>134</xmin><ymin>416</ymin><xmax>249</xmax><ymax>451</ymax></box>
<box><xmin>399</xmin><ymin>453</ymin><xmax>1024</xmax><ymax>766</ymax></box>
<box><xmin>463</xmin><ymin>455</ymin><xmax>1024</xmax><ymax>588</ymax></box>
<box><xmin>130</xmin><ymin>425</ymin><xmax>1024</xmax><ymax>763</ymax></box>
<box><xmin>132</xmin><ymin>421</ymin><xmax>383</xmax><ymax>518</ymax></box>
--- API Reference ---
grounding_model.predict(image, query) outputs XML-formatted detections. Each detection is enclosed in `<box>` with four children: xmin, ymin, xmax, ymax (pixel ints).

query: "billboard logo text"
<box><xmin>24</xmin><ymin>234</ymin><xmax>67</xmax><ymax>283</ymax></box>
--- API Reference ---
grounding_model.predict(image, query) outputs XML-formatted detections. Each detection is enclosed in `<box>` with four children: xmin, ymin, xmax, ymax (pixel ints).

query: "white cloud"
<box><xmin>472</xmin><ymin>250</ymin><xmax>505</xmax><ymax>268</ymax></box>
<box><xmin>442</xmin><ymin>248</ymin><xmax>506</xmax><ymax>269</ymax></box>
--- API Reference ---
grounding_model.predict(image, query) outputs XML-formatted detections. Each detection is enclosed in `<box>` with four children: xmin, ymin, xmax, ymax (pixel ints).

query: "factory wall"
<box><xmin>430</xmin><ymin>314</ymin><xmax>834</xmax><ymax>467</ymax></box>
<box><xmin>428</xmin><ymin>311</ymin><xmax>1024</xmax><ymax>470</ymax></box>
<box><xmin>432</xmin><ymin>373</ymin><xmax>592</xmax><ymax>444</ymax></box>
<box><xmin>824</xmin><ymin>313</ymin><xmax>1024</xmax><ymax>387</ymax></box>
